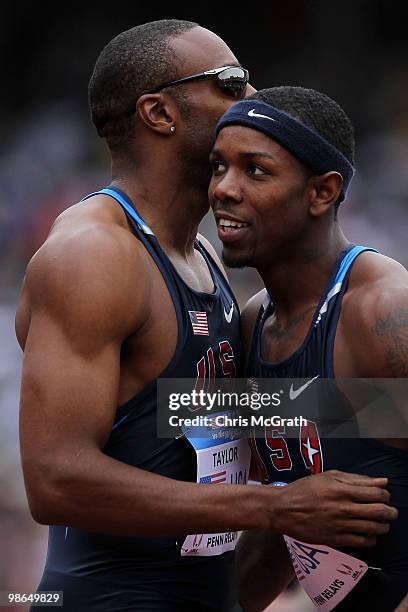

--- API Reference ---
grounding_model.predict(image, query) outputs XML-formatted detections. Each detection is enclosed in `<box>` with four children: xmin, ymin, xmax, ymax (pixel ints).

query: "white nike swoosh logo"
<box><xmin>289</xmin><ymin>375</ymin><xmax>319</xmax><ymax>400</ymax></box>
<box><xmin>224</xmin><ymin>302</ymin><xmax>234</xmax><ymax>323</ymax></box>
<box><xmin>248</xmin><ymin>108</ymin><xmax>277</xmax><ymax>122</ymax></box>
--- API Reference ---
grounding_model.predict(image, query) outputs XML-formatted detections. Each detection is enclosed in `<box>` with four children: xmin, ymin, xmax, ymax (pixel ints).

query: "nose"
<box><xmin>209</xmin><ymin>170</ymin><xmax>243</xmax><ymax>205</ymax></box>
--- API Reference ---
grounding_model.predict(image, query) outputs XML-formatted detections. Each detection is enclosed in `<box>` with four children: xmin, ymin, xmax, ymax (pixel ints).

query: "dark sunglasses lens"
<box><xmin>218</xmin><ymin>68</ymin><xmax>248</xmax><ymax>97</ymax></box>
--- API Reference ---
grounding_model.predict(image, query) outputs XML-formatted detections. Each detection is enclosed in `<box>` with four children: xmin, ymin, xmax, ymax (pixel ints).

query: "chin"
<box><xmin>221</xmin><ymin>248</ymin><xmax>253</xmax><ymax>269</ymax></box>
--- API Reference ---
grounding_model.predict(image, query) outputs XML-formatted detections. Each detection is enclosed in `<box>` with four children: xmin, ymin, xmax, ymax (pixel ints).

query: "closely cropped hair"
<box><xmin>89</xmin><ymin>19</ymin><xmax>198</xmax><ymax>149</ymax></box>
<box><xmin>247</xmin><ymin>87</ymin><xmax>355</xmax><ymax>166</ymax></box>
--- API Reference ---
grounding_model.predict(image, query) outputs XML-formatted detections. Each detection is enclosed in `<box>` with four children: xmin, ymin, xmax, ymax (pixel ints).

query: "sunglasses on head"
<box><xmin>149</xmin><ymin>66</ymin><xmax>249</xmax><ymax>98</ymax></box>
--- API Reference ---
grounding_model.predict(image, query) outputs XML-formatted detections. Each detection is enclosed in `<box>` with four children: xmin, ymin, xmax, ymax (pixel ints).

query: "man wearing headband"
<box><xmin>210</xmin><ymin>87</ymin><xmax>408</xmax><ymax>611</ymax></box>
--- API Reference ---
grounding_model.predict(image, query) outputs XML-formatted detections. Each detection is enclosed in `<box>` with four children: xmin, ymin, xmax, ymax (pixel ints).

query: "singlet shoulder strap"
<box><xmin>322</xmin><ymin>244</ymin><xmax>379</xmax><ymax>377</ymax></box>
<box><xmin>195</xmin><ymin>238</ymin><xmax>239</xmax><ymax>308</ymax></box>
<box><xmin>318</xmin><ymin>245</ymin><xmax>379</xmax><ymax>319</ymax></box>
<box><xmin>80</xmin><ymin>186</ymin><xmax>188</xmax><ymax>376</ymax></box>
<box><xmin>334</xmin><ymin>245</ymin><xmax>378</xmax><ymax>284</ymax></box>
<box><xmin>81</xmin><ymin>186</ymin><xmax>169</xmax><ymax>275</ymax></box>
<box><xmin>81</xmin><ymin>186</ymin><xmax>154</xmax><ymax>235</ymax></box>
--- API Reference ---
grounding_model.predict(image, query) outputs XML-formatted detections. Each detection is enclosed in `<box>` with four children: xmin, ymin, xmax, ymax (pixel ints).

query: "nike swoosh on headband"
<box><xmin>248</xmin><ymin>108</ymin><xmax>277</xmax><ymax>121</ymax></box>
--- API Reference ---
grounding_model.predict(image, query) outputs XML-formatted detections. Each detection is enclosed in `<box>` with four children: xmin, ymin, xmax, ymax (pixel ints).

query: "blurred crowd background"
<box><xmin>1</xmin><ymin>2</ymin><xmax>407</xmax><ymax>610</ymax></box>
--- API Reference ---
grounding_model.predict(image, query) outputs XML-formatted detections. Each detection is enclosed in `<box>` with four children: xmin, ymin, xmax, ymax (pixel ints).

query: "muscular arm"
<box><xmin>340</xmin><ymin>270</ymin><xmax>408</xmax><ymax>441</ymax></box>
<box><xmin>345</xmin><ymin>281</ymin><xmax>408</xmax><ymax>379</ymax></box>
<box><xmin>17</xmin><ymin>224</ymin><xmax>398</xmax><ymax>541</ymax></box>
<box><xmin>17</xmin><ymin>222</ymin><xmax>266</xmax><ymax>536</ymax></box>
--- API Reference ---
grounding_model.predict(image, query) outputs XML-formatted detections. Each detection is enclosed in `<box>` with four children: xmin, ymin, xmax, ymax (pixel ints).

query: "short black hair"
<box><xmin>88</xmin><ymin>19</ymin><xmax>199</xmax><ymax>149</ymax></box>
<box><xmin>247</xmin><ymin>87</ymin><xmax>355</xmax><ymax>166</ymax></box>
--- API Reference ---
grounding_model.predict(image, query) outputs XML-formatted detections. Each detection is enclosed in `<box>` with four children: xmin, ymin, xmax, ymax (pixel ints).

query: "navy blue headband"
<box><xmin>215</xmin><ymin>100</ymin><xmax>355</xmax><ymax>201</ymax></box>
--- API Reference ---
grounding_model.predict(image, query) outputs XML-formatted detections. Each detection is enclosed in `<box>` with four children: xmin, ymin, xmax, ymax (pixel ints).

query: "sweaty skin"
<box><xmin>17</xmin><ymin>29</ymin><xmax>397</xmax><ymax>582</ymax></box>
<box><xmin>209</xmin><ymin>122</ymin><xmax>408</xmax><ymax>611</ymax></box>
<box><xmin>16</xmin><ymin>194</ymin><xmax>397</xmax><ymax>545</ymax></box>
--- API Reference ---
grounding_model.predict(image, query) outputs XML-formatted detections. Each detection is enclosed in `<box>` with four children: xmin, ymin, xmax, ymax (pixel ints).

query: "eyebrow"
<box><xmin>210</xmin><ymin>148</ymin><xmax>279</xmax><ymax>163</ymax></box>
<box><xmin>241</xmin><ymin>151</ymin><xmax>279</xmax><ymax>162</ymax></box>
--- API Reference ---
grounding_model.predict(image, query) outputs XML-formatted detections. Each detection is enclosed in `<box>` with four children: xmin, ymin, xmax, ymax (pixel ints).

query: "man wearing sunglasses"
<box><xmin>16</xmin><ymin>20</ymin><xmax>398</xmax><ymax>611</ymax></box>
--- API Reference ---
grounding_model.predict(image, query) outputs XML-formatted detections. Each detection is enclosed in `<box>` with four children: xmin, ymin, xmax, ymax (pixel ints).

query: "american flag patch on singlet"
<box><xmin>189</xmin><ymin>311</ymin><xmax>209</xmax><ymax>335</ymax></box>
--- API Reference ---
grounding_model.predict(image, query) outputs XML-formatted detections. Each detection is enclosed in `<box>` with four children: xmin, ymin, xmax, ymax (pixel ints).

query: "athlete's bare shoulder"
<box><xmin>340</xmin><ymin>251</ymin><xmax>408</xmax><ymax>376</ymax></box>
<box><xmin>241</xmin><ymin>289</ymin><xmax>268</xmax><ymax>353</ymax></box>
<box><xmin>16</xmin><ymin>194</ymin><xmax>152</xmax><ymax>349</ymax></box>
<box><xmin>46</xmin><ymin>192</ymin><xmax>134</xmax><ymax>237</ymax></box>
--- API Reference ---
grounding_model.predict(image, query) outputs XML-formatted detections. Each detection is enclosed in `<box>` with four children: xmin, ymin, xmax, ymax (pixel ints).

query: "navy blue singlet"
<box><xmin>35</xmin><ymin>187</ymin><xmax>242</xmax><ymax>612</ymax></box>
<box><xmin>247</xmin><ymin>245</ymin><xmax>408</xmax><ymax>611</ymax></box>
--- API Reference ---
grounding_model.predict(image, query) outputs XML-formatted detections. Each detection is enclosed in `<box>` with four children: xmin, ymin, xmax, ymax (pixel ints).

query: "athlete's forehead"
<box><xmin>168</xmin><ymin>26</ymin><xmax>241</xmax><ymax>77</ymax></box>
<box><xmin>212</xmin><ymin>124</ymin><xmax>296</xmax><ymax>166</ymax></box>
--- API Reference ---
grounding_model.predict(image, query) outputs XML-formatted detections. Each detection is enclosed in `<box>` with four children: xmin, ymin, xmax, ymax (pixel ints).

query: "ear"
<box><xmin>136</xmin><ymin>93</ymin><xmax>177</xmax><ymax>136</ymax></box>
<box><xmin>308</xmin><ymin>171</ymin><xmax>343</xmax><ymax>217</ymax></box>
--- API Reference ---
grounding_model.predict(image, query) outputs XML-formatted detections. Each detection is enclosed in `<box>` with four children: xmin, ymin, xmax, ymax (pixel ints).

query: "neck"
<box><xmin>110</xmin><ymin>153</ymin><xmax>209</xmax><ymax>255</ymax></box>
<box><xmin>258</xmin><ymin>224</ymin><xmax>349</xmax><ymax>322</ymax></box>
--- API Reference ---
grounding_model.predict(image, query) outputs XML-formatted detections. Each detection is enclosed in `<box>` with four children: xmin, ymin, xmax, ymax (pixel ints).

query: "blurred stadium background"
<box><xmin>1</xmin><ymin>2</ymin><xmax>407</xmax><ymax>610</ymax></box>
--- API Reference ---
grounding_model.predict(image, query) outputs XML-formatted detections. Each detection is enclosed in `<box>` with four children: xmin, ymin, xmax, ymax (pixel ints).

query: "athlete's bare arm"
<box><xmin>17</xmin><ymin>214</ymin><xmax>398</xmax><ymax>543</ymax></box>
<box><xmin>337</xmin><ymin>252</ymin><xmax>408</xmax><ymax>447</ymax></box>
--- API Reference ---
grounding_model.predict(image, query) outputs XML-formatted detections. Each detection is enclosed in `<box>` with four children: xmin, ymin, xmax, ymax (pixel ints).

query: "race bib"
<box><xmin>181</xmin><ymin>417</ymin><xmax>251</xmax><ymax>557</ymax></box>
<box><xmin>268</xmin><ymin>482</ymin><xmax>368</xmax><ymax>610</ymax></box>
<box><xmin>284</xmin><ymin>535</ymin><xmax>368</xmax><ymax>610</ymax></box>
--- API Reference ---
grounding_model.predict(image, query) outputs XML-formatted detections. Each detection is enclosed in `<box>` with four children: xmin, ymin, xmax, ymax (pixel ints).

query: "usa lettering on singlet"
<box><xmin>33</xmin><ymin>186</ymin><xmax>245</xmax><ymax>612</ymax></box>
<box><xmin>247</xmin><ymin>245</ymin><xmax>408</xmax><ymax>611</ymax></box>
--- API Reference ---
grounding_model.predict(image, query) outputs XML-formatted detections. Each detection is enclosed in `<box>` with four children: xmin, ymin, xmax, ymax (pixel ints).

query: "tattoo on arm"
<box><xmin>372</xmin><ymin>308</ymin><xmax>408</xmax><ymax>376</ymax></box>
